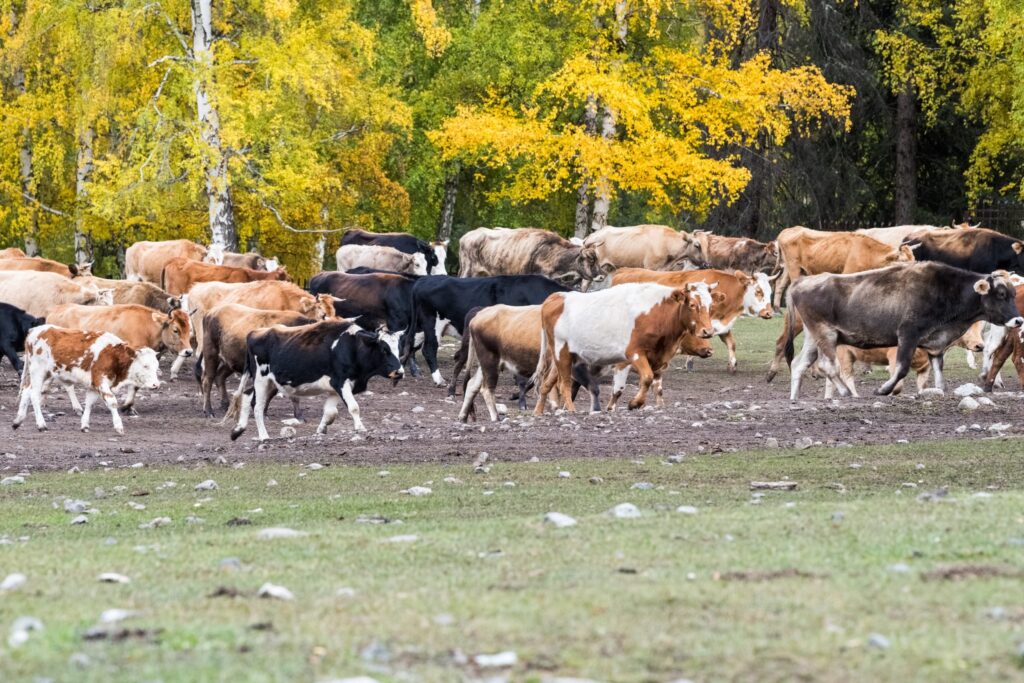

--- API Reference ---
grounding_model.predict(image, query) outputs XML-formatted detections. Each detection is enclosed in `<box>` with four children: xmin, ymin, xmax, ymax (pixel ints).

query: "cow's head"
<box><xmin>155</xmin><ymin>309</ymin><xmax>193</xmax><ymax>356</ymax></box>
<box><xmin>576</xmin><ymin>243</ymin><xmax>606</xmax><ymax>281</ymax></box>
<box><xmin>958</xmin><ymin>320</ymin><xmax>986</xmax><ymax>353</ymax></box>
<box><xmin>272</xmin><ymin>267</ymin><xmax>292</xmax><ymax>282</ymax></box>
<box><xmin>430</xmin><ymin>242</ymin><xmax>448</xmax><ymax>275</ymax></box>
<box><xmin>166</xmin><ymin>296</ymin><xmax>183</xmax><ymax>311</ymax></box>
<box><xmin>264</xmin><ymin>257</ymin><xmax>280</xmax><ymax>272</ymax></box>
<box><xmin>738</xmin><ymin>270</ymin><xmax>774</xmax><ymax>319</ymax></box>
<box><xmin>411</xmin><ymin>252</ymin><xmax>430</xmax><ymax>276</ymax></box>
<box><xmin>675</xmin><ymin>282</ymin><xmax>718</xmax><ymax>341</ymax></box>
<box><xmin>893</xmin><ymin>243</ymin><xmax>918</xmax><ymax>263</ymax></box>
<box><xmin>128</xmin><ymin>347</ymin><xmax>161</xmax><ymax>390</ymax></box>
<box><xmin>68</xmin><ymin>261</ymin><xmax>92</xmax><ymax>277</ymax></box>
<box><xmin>975</xmin><ymin>271</ymin><xmax>1024</xmax><ymax>328</ymax></box>
<box><xmin>306</xmin><ymin>293</ymin><xmax>337</xmax><ymax>321</ymax></box>
<box><xmin>204</xmin><ymin>243</ymin><xmax>226</xmax><ymax>265</ymax></box>
<box><xmin>351</xmin><ymin>328</ymin><xmax>404</xmax><ymax>383</ymax></box>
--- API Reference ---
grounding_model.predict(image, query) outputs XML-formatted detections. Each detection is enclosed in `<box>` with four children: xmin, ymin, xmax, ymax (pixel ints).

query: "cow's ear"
<box><xmin>712</xmin><ymin>291</ymin><xmax>726</xmax><ymax>304</ymax></box>
<box><xmin>974</xmin><ymin>279</ymin><xmax>991</xmax><ymax>295</ymax></box>
<box><xmin>151</xmin><ymin>311</ymin><xmax>168</xmax><ymax>325</ymax></box>
<box><xmin>1014</xmin><ymin>242</ymin><xmax>1024</xmax><ymax>254</ymax></box>
<box><xmin>734</xmin><ymin>270</ymin><xmax>751</xmax><ymax>284</ymax></box>
<box><xmin>671</xmin><ymin>289</ymin><xmax>687</xmax><ymax>303</ymax></box>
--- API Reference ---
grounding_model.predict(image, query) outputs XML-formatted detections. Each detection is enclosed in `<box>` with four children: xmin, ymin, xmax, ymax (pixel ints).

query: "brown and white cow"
<box><xmin>125</xmin><ymin>239</ymin><xmax>212</xmax><ymax>284</ymax></box>
<box><xmin>78</xmin><ymin>277</ymin><xmax>180</xmax><ymax>313</ymax></box>
<box><xmin>534</xmin><ymin>282</ymin><xmax>716</xmax><ymax>414</ymax></box>
<box><xmin>0</xmin><ymin>271</ymin><xmax>113</xmax><ymax>318</ymax></box>
<box><xmin>980</xmin><ymin>284</ymin><xmax>1024</xmax><ymax>391</ymax></box>
<box><xmin>611</xmin><ymin>268</ymin><xmax>774</xmax><ymax>372</ymax></box>
<box><xmin>199</xmin><ymin>303</ymin><xmax>316</xmax><ymax>417</ymax></box>
<box><xmin>688</xmin><ymin>231</ymin><xmax>779</xmax><ymax>274</ymax></box>
<box><xmin>582</xmin><ymin>225</ymin><xmax>702</xmax><ymax>274</ymax></box>
<box><xmin>0</xmin><ymin>256</ymin><xmax>89</xmax><ymax>278</ymax></box>
<box><xmin>0</xmin><ymin>247</ymin><xmax>27</xmax><ymax>258</ymax></box>
<box><xmin>335</xmin><ymin>244</ymin><xmax>429</xmax><ymax>276</ymax></box>
<box><xmin>161</xmin><ymin>257</ymin><xmax>290</xmax><ymax>296</ymax></box>
<box><xmin>13</xmin><ymin>325</ymin><xmax>161</xmax><ymax>434</ymax></box>
<box><xmin>458</xmin><ymin>227</ymin><xmax>604</xmax><ymax>283</ymax></box>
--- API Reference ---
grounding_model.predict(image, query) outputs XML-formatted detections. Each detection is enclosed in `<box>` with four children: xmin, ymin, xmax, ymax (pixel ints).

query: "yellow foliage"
<box><xmin>410</xmin><ymin>0</ymin><xmax>452</xmax><ymax>57</ymax></box>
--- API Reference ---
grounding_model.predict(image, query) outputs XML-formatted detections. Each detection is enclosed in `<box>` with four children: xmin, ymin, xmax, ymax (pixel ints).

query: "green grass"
<box><xmin>3</xmin><ymin>439</ymin><xmax>1024</xmax><ymax>682</ymax></box>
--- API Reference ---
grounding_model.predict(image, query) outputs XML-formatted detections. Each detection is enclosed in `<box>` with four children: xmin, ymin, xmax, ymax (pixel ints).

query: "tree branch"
<box><xmin>259</xmin><ymin>198</ymin><xmax>347</xmax><ymax>234</ymax></box>
<box><xmin>21</xmin><ymin>191</ymin><xmax>69</xmax><ymax>217</ymax></box>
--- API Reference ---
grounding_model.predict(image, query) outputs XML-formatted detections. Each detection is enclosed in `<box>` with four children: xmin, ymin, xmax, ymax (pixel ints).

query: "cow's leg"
<box><xmin>119</xmin><ymin>386</ymin><xmax>139</xmax><ymax>415</ymax></box>
<box><xmin>721</xmin><ymin>332</ymin><xmax>738</xmax><ymax>373</ymax></box>
<box><xmin>684</xmin><ymin>355</ymin><xmax>694</xmax><ymax>372</ymax></box>
<box><xmin>838</xmin><ymin>349</ymin><xmax>858</xmax><ymax>398</ymax></box>
<box><xmin>570</xmin><ymin>363</ymin><xmax>600</xmax><ymax>413</ymax></box>
<box><xmin>169</xmin><ymin>351</ymin><xmax>187</xmax><ymax>381</ymax></box>
<box><xmin>877</xmin><ymin>339</ymin><xmax>916</xmax><ymax>396</ymax></box>
<box><xmin>459</xmin><ymin>367</ymin><xmax>484</xmax><ymax>422</ymax></box>
<box><xmin>449</xmin><ymin>344</ymin><xmax>468</xmax><ymax>398</ymax></box>
<box><xmin>101</xmin><ymin>388</ymin><xmax>124</xmax><ymax>435</ymax></box>
<box><xmin>252</xmin><ymin>373</ymin><xmax>273</xmax><ymax>442</ymax></box>
<box><xmin>420</xmin><ymin>314</ymin><xmax>445</xmax><ymax>387</ymax></box>
<box><xmin>514</xmin><ymin>375</ymin><xmax>531</xmax><ymax>411</ymax></box>
<box><xmin>627</xmin><ymin>356</ymin><xmax>655</xmax><ymax>410</ymax></box>
<box><xmin>607</xmin><ymin>365</ymin><xmax>629</xmax><ymax>411</ymax></box>
<box><xmin>533</xmin><ymin>365</ymin><xmax>557</xmax><ymax>416</ymax></box>
<box><xmin>80</xmin><ymin>390</ymin><xmax>98</xmax><ymax>432</ymax></box>
<box><xmin>291</xmin><ymin>398</ymin><xmax>304</xmax><ymax>422</ymax></box>
<box><xmin>928</xmin><ymin>353</ymin><xmax>945</xmax><ymax>393</ymax></box>
<box><xmin>916</xmin><ymin>360</ymin><xmax>931</xmax><ymax>393</ymax></box>
<box><xmin>823</xmin><ymin>377</ymin><xmax>834</xmax><ymax>400</ymax></box>
<box><xmin>652</xmin><ymin>374</ymin><xmax>665</xmax><ymax>407</ymax></box>
<box><xmin>0</xmin><ymin>342</ymin><xmax>21</xmax><ymax>373</ymax></box>
<box><xmin>340</xmin><ymin>379</ymin><xmax>366</xmax><ymax>431</ymax></box>
<box><xmin>1011</xmin><ymin>333</ymin><xmax>1024</xmax><ymax>389</ymax></box>
<box><xmin>316</xmin><ymin>394</ymin><xmax>341</xmax><ymax>435</ymax></box>
<box><xmin>965</xmin><ymin>349</ymin><xmax>977</xmax><ymax>370</ymax></box>
<box><xmin>772</xmin><ymin>269</ymin><xmax>790</xmax><ymax>309</ymax></box>
<box><xmin>982</xmin><ymin>328</ymin><xmax>1013</xmax><ymax>392</ymax></box>
<box><xmin>230</xmin><ymin>385</ymin><xmax>255</xmax><ymax>441</ymax></box>
<box><xmin>768</xmin><ymin>310</ymin><xmax>803</xmax><ymax>382</ymax></box>
<box><xmin>789</xmin><ymin>334</ymin><xmax>819</xmax><ymax>401</ymax></box>
<box><xmin>553</xmin><ymin>346</ymin><xmax>576</xmax><ymax>413</ymax></box>
<box><xmin>13</xmin><ymin>367</ymin><xmax>37</xmax><ymax>430</ymax></box>
<box><xmin>813</xmin><ymin>335</ymin><xmax>851</xmax><ymax>398</ymax></box>
<box><xmin>65</xmin><ymin>385</ymin><xmax>83</xmax><ymax>416</ymax></box>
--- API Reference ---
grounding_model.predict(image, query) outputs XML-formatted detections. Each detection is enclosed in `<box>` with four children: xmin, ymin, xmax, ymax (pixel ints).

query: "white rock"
<box><xmin>194</xmin><ymin>479</ymin><xmax>218</xmax><ymax>491</ymax></box>
<box><xmin>977</xmin><ymin>396</ymin><xmax>996</xmax><ymax>407</ymax></box>
<box><xmin>474</xmin><ymin>651</ymin><xmax>518</xmax><ymax>668</ymax></box>
<box><xmin>989</xmin><ymin>422</ymin><xmax>1011</xmax><ymax>432</ymax></box>
<box><xmin>139</xmin><ymin>517</ymin><xmax>171</xmax><ymax>529</ymax></box>
<box><xmin>918</xmin><ymin>387</ymin><xmax>945</xmax><ymax>397</ymax></box>
<box><xmin>544</xmin><ymin>512</ymin><xmax>577</xmax><ymax>528</ymax></box>
<box><xmin>64</xmin><ymin>499</ymin><xmax>89</xmax><ymax>513</ymax></box>
<box><xmin>127</xmin><ymin>501</ymin><xmax>146</xmax><ymax>510</ymax></box>
<box><xmin>1</xmin><ymin>476</ymin><xmax>25</xmax><ymax>485</ymax></box>
<box><xmin>676</xmin><ymin>505</ymin><xmax>699</xmax><ymax>515</ymax></box>
<box><xmin>266</xmin><ymin>479</ymin><xmax>278</xmax><ymax>487</ymax></box>
<box><xmin>307</xmin><ymin>463</ymin><xmax>324</xmax><ymax>470</ymax></box>
<box><xmin>319</xmin><ymin>678</ymin><xmax>381</xmax><ymax>683</ymax></box>
<box><xmin>280</xmin><ymin>426</ymin><xmax>297</xmax><ymax>439</ymax></box>
<box><xmin>558</xmin><ymin>471</ymin><xmax>571</xmax><ymax>478</ymax></box>
<box><xmin>609</xmin><ymin>503</ymin><xmax>641</xmax><ymax>519</ymax></box>
<box><xmin>631</xmin><ymin>482</ymin><xmax>654</xmax><ymax>490</ymax></box>
<box><xmin>70</xmin><ymin>515</ymin><xmax>89</xmax><ymax>525</ymax></box>
<box><xmin>954</xmin><ymin>383</ymin><xmax>983</xmax><ymax>397</ymax></box>
<box><xmin>97</xmin><ymin>572</ymin><xmax>130</xmax><ymax>584</ymax></box>
<box><xmin>281</xmin><ymin>418</ymin><xmax>302</xmax><ymax>426</ymax></box>
<box><xmin>0</xmin><ymin>573</ymin><xmax>26</xmax><ymax>591</ymax></box>
<box><xmin>403</xmin><ymin>486</ymin><xmax>432</xmax><ymax>497</ymax></box>
<box><xmin>384</xmin><ymin>534</ymin><xmax>419</xmax><ymax>543</ymax></box>
<box><xmin>257</xmin><ymin>582</ymin><xmax>294</xmax><ymax>601</ymax></box>
<box><xmin>411</xmin><ymin>406</ymin><xmax>425</xmax><ymax>413</ymax></box>
<box><xmin>335</xmin><ymin>587</ymin><xmax>357</xmax><ymax>597</ymax></box>
<box><xmin>958</xmin><ymin>396</ymin><xmax>980</xmax><ymax>411</ymax></box>
<box><xmin>955</xmin><ymin>425</ymin><xmax>968</xmax><ymax>433</ymax></box>
<box><xmin>99</xmin><ymin>608</ymin><xmax>137</xmax><ymax>624</ymax></box>
<box><xmin>8</xmin><ymin>616</ymin><xmax>43</xmax><ymax>648</ymax></box>
<box><xmin>256</xmin><ymin>527</ymin><xmax>308</xmax><ymax>540</ymax></box>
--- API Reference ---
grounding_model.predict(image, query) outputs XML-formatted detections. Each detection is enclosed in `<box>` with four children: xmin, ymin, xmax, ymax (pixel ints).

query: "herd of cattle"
<box><xmin>1</xmin><ymin>220</ymin><xmax>1024</xmax><ymax>440</ymax></box>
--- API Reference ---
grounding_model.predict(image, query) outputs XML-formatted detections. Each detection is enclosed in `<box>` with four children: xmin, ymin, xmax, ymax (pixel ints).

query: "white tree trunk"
<box><xmin>74</xmin><ymin>127</ymin><xmax>95</xmax><ymax>264</ymax></box>
<box><xmin>589</xmin><ymin>106</ymin><xmax>616</xmax><ymax>233</ymax></box>
<box><xmin>191</xmin><ymin>0</ymin><xmax>238</xmax><ymax>250</ymax></box>
<box><xmin>315</xmin><ymin>235</ymin><xmax>326</xmax><ymax>272</ymax></box>
<box><xmin>12</xmin><ymin>53</ymin><xmax>38</xmax><ymax>257</ymax></box>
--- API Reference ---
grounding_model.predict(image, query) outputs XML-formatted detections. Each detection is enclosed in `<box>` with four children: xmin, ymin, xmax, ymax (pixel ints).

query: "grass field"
<box><xmin>2</xmin><ymin>441</ymin><xmax>1024</xmax><ymax>682</ymax></box>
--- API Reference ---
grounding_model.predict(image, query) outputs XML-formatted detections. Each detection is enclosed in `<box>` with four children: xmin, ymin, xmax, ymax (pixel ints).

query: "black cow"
<box><xmin>341</xmin><ymin>229</ymin><xmax>446</xmax><ymax>275</ymax></box>
<box><xmin>308</xmin><ymin>271</ymin><xmax>415</xmax><ymax>359</ymax></box>
<box><xmin>0</xmin><ymin>303</ymin><xmax>45</xmax><ymax>372</ymax></box>
<box><xmin>904</xmin><ymin>228</ymin><xmax>1024</xmax><ymax>273</ymax></box>
<box><xmin>784</xmin><ymin>262</ymin><xmax>1024</xmax><ymax>399</ymax></box>
<box><xmin>229</xmin><ymin>320</ymin><xmax>403</xmax><ymax>441</ymax></box>
<box><xmin>405</xmin><ymin>274</ymin><xmax>571</xmax><ymax>388</ymax></box>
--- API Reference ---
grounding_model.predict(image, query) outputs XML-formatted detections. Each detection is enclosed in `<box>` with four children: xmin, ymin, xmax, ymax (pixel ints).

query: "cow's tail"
<box><xmin>783</xmin><ymin>288</ymin><xmax>799</xmax><ymax>367</ymax></box>
<box><xmin>400</xmin><ymin>286</ymin><xmax>418</xmax><ymax>365</ymax></box>
<box><xmin>460</xmin><ymin>329</ymin><xmax>478</xmax><ymax>397</ymax></box>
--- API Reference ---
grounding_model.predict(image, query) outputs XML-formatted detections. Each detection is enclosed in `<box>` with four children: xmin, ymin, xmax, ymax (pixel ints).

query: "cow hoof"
<box><xmin>114</xmin><ymin>429</ymin><xmax>124</xmax><ymax>436</ymax></box>
<box><xmin>230</xmin><ymin>428</ymin><xmax>244</xmax><ymax>441</ymax></box>
<box><xmin>766</xmin><ymin>370</ymin><xmax>777</xmax><ymax>383</ymax></box>
<box><xmin>685</xmin><ymin>360</ymin><xmax>695</xmax><ymax>372</ymax></box>
<box><xmin>728</xmin><ymin>365</ymin><xmax>738</xmax><ymax>374</ymax></box>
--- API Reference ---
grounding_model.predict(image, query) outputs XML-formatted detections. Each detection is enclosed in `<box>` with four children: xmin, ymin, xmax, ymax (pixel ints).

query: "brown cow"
<box><xmin>125</xmin><ymin>239</ymin><xmax>211</xmax><ymax>284</ymax></box>
<box><xmin>13</xmin><ymin>325</ymin><xmax>161</xmax><ymax>434</ymax></box>
<box><xmin>0</xmin><ymin>256</ymin><xmax>89</xmax><ymax>278</ymax></box>
<box><xmin>0</xmin><ymin>271</ymin><xmax>113</xmax><ymax>317</ymax></box>
<box><xmin>583</xmin><ymin>225</ymin><xmax>701</xmax><ymax>274</ymax></box>
<box><xmin>161</xmin><ymin>257</ymin><xmax>290</xmax><ymax>296</ymax></box>
<box><xmin>981</xmin><ymin>284</ymin><xmax>1024</xmax><ymax>391</ymax></box>
<box><xmin>47</xmin><ymin>303</ymin><xmax>193</xmax><ymax>413</ymax></box>
<box><xmin>534</xmin><ymin>282</ymin><xmax>716</xmax><ymax>414</ymax></box>
<box><xmin>79</xmin><ymin>276</ymin><xmax>180</xmax><ymax>313</ymax></box>
<box><xmin>0</xmin><ymin>247</ymin><xmax>27</xmax><ymax>258</ymax></box>
<box><xmin>688</xmin><ymin>231</ymin><xmax>779</xmax><ymax>274</ymax></box>
<box><xmin>458</xmin><ymin>227</ymin><xmax>604</xmax><ymax>283</ymax></box>
<box><xmin>199</xmin><ymin>304</ymin><xmax>315</xmax><ymax>417</ymax></box>
<box><xmin>611</xmin><ymin>268</ymin><xmax>774</xmax><ymax>372</ymax></box>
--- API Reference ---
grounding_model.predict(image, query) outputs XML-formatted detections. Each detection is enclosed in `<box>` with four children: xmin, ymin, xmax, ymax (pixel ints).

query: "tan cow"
<box><xmin>199</xmin><ymin>304</ymin><xmax>316</xmax><ymax>417</ymax></box>
<box><xmin>856</xmin><ymin>221</ymin><xmax>976</xmax><ymax>249</ymax></box>
<box><xmin>335</xmin><ymin>244</ymin><xmax>428</xmax><ymax>275</ymax></box>
<box><xmin>690</xmin><ymin>231</ymin><xmax>779</xmax><ymax>273</ymax></box>
<box><xmin>458</xmin><ymin>227</ymin><xmax>604</xmax><ymax>283</ymax></box>
<box><xmin>125</xmin><ymin>239</ymin><xmax>210</xmax><ymax>284</ymax></box>
<box><xmin>0</xmin><ymin>271</ymin><xmax>113</xmax><ymax>317</ymax></box>
<box><xmin>0</xmin><ymin>247</ymin><xmax>27</xmax><ymax>258</ymax></box>
<box><xmin>78</xmin><ymin>276</ymin><xmax>180</xmax><ymax>313</ymax></box>
<box><xmin>0</xmin><ymin>256</ymin><xmax>88</xmax><ymax>278</ymax></box>
<box><xmin>611</xmin><ymin>268</ymin><xmax>774</xmax><ymax>372</ymax></box>
<box><xmin>47</xmin><ymin>304</ymin><xmax>193</xmax><ymax>413</ymax></box>
<box><xmin>583</xmin><ymin>225</ymin><xmax>701</xmax><ymax>274</ymax></box>
<box><xmin>161</xmin><ymin>257</ymin><xmax>290</xmax><ymax>296</ymax></box>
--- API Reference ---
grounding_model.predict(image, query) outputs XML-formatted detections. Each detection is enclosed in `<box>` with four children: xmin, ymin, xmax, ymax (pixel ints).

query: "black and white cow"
<box><xmin>229</xmin><ymin>320</ymin><xmax>403</xmax><ymax>441</ymax></box>
<box><xmin>340</xmin><ymin>229</ymin><xmax>448</xmax><ymax>275</ymax></box>
<box><xmin>405</xmin><ymin>274</ymin><xmax>572</xmax><ymax>387</ymax></box>
<box><xmin>0</xmin><ymin>303</ymin><xmax>45</xmax><ymax>372</ymax></box>
<box><xmin>784</xmin><ymin>262</ymin><xmax>1024</xmax><ymax>400</ymax></box>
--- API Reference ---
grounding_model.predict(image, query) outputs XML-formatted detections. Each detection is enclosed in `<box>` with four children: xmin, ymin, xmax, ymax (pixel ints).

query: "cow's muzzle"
<box><xmin>698</xmin><ymin>328</ymin><xmax>714</xmax><ymax>339</ymax></box>
<box><xmin>1006</xmin><ymin>316</ymin><xmax>1024</xmax><ymax>329</ymax></box>
<box><xmin>759</xmin><ymin>308</ymin><xmax>773</xmax><ymax>320</ymax></box>
<box><xmin>696</xmin><ymin>347</ymin><xmax>713</xmax><ymax>358</ymax></box>
<box><xmin>389</xmin><ymin>369</ymin><xmax>404</xmax><ymax>385</ymax></box>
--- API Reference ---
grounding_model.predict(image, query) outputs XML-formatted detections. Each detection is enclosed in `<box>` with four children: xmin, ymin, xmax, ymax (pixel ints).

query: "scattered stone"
<box><xmin>918</xmin><ymin>387</ymin><xmax>944</xmax><ymax>397</ymax></box>
<box><xmin>831</xmin><ymin>511</ymin><xmax>845</xmax><ymax>523</ymax></box>
<box><xmin>335</xmin><ymin>587</ymin><xmax>357</xmax><ymax>598</ymax></box>
<box><xmin>955</xmin><ymin>425</ymin><xmax>968</xmax><ymax>434</ymax></box>
<box><xmin>194</xmin><ymin>479</ymin><xmax>218</xmax><ymax>491</ymax></box>
<box><xmin>609</xmin><ymin>503</ymin><xmax>641</xmax><ymax>519</ymax></box>
<box><xmin>631</xmin><ymin>482</ymin><xmax>654</xmax><ymax>490</ymax></box>
<box><xmin>750</xmin><ymin>481</ymin><xmax>797</xmax><ymax>491</ymax></box>
<box><xmin>279</xmin><ymin>426</ymin><xmax>297</xmax><ymax>439</ymax></box>
<box><xmin>958</xmin><ymin>396</ymin><xmax>980</xmax><ymax>411</ymax></box>
<box><xmin>257</xmin><ymin>583</ymin><xmax>294</xmax><ymax>601</ymax></box>
<box><xmin>402</xmin><ymin>486</ymin><xmax>432</xmax><ymax>497</ymax></box>
<box><xmin>917</xmin><ymin>487</ymin><xmax>950</xmax><ymax>503</ymax></box>
<box><xmin>68</xmin><ymin>652</ymin><xmax>91</xmax><ymax>668</ymax></box>
<box><xmin>307</xmin><ymin>463</ymin><xmax>324</xmax><ymax>470</ymax></box>
<box><xmin>256</xmin><ymin>527</ymin><xmax>308</xmax><ymax>540</ymax></box>
<box><xmin>384</xmin><ymin>534</ymin><xmax>419</xmax><ymax>543</ymax></box>
<box><xmin>443</xmin><ymin>476</ymin><xmax>462</xmax><ymax>484</ymax></box>
<box><xmin>8</xmin><ymin>616</ymin><xmax>43</xmax><ymax>647</ymax></box>
<box><xmin>474</xmin><ymin>651</ymin><xmax>518</xmax><ymax>668</ymax></box>
<box><xmin>794</xmin><ymin>436</ymin><xmax>814</xmax><ymax>450</ymax></box>
<box><xmin>558</xmin><ymin>471</ymin><xmax>571</xmax><ymax>479</ymax></box>
<box><xmin>867</xmin><ymin>633</ymin><xmax>890</xmax><ymax>650</ymax></box>
<box><xmin>888</xmin><ymin>563</ymin><xmax>911</xmax><ymax>574</ymax></box>
<box><xmin>266</xmin><ymin>479</ymin><xmax>278</xmax><ymax>487</ymax></box>
<box><xmin>411</xmin><ymin>406</ymin><xmax>425</xmax><ymax>413</ymax></box>
<box><xmin>63</xmin><ymin>499</ymin><xmax>89</xmax><ymax>514</ymax></box>
<box><xmin>989</xmin><ymin>422</ymin><xmax>1011</xmax><ymax>433</ymax></box>
<box><xmin>544</xmin><ymin>512</ymin><xmax>577</xmax><ymax>528</ymax></box>
<box><xmin>97</xmin><ymin>573</ymin><xmax>130</xmax><ymax>584</ymax></box>
<box><xmin>0</xmin><ymin>573</ymin><xmax>26</xmax><ymax>591</ymax></box>
<box><xmin>70</xmin><ymin>515</ymin><xmax>89</xmax><ymax>525</ymax></box>
<box><xmin>1</xmin><ymin>476</ymin><xmax>25</xmax><ymax>485</ymax></box>
<box><xmin>185</xmin><ymin>515</ymin><xmax>205</xmax><ymax>525</ymax></box>
<box><xmin>954</xmin><ymin>383</ymin><xmax>983</xmax><ymax>397</ymax></box>
<box><xmin>98</xmin><ymin>608</ymin><xmax>137</xmax><ymax>624</ymax></box>
<box><xmin>764</xmin><ymin>437</ymin><xmax>780</xmax><ymax>449</ymax></box>
<box><xmin>977</xmin><ymin>396</ymin><xmax>996</xmax><ymax>407</ymax></box>
<box><xmin>676</xmin><ymin>505</ymin><xmax>698</xmax><ymax>515</ymax></box>
<box><xmin>127</xmin><ymin>501</ymin><xmax>146</xmax><ymax>510</ymax></box>
<box><xmin>588</xmin><ymin>476</ymin><xmax>604</xmax><ymax>484</ymax></box>
<box><xmin>138</xmin><ymin>517</ymin><xmax>171</xmax><ymax>529</ymax></box>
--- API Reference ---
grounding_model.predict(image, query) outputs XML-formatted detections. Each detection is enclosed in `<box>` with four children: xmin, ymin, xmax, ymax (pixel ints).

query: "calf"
<box><xmin>457</xmin><ymin>305</ymin><xmax>600</xmax><ymax>421</ymax></box>
<box><xmin>200</xmin><ymin>304</ymin><xmax>315</xmax><ymax>417</ymax></box>
<box><xmin>784</xmin><ymin>263</ymin><xmax>1023</xmax><ymax>400</ymax></box>
<box><xmin>161</xmin><ymin>257</ymin><xmax>290</xmax><ymax>296</ymax></box>
<box><xmin>0</xmin><ymin>303</ymin><xmax>45</xmax><ymax>372</ymax></box>
<box><xmin>228</xmin><ymin>320</ymin><xmax>403</xmax><ymax>441</ymax></box>
<box><xmin>534</xmin><ymin>282</ymin><xmax>716</xmax><ymax>413</ymax></box>
<box><xmin>611</xmin><ymin>268</ymin><xmax>773</xmax><ymax>372</ymax></box>
<box><xmin>341</xmin><ymin>229</ymin><xmax>447</xmax><ymax>275</ymax></box>
<box><xmin>336</xmin><ymin>244</ymin><xmax>428</xmax><ymax>276</ymax></box>
<box><xmin>409</xmin><ymin>274</ymin><xmax>571</xmax><ymax>388</ymax></box>
<box><xmin>126</xmin><ymin>239</ymin><xmax>211</xmax><ymax>283</ymax></box>
<box><xmin>13</xmin><ymin>325</ymin><xmax>160</xmax><ymax>434</ymax></box>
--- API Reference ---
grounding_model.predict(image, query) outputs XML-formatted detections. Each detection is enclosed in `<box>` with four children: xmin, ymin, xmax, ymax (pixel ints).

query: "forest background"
<box><xmin>1</xmin><ymin>0</ymin><xmax>1021</xmax><ymax>278</ymax></box>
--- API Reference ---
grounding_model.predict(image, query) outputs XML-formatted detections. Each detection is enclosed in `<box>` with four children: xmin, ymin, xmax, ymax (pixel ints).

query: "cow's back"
<box><xmin>0</xmin><ymin>271</ymin><xmax>95</xmax><ymax>317</ymax></box>
<box><xmin>130</xmin><ymin>240</ymin><xmax>207</xmax><ymax>283</ymax></box>
<box><xmin>909</xmin><ymin>228</ymin><xmax>1023</xmax><ymax>272</ymax></box>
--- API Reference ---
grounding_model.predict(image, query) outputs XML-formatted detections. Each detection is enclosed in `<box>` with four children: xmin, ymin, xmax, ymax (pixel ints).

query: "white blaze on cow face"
<box><xmin>744</xmin><ymin>272</ymin><xmax>774</xmax><ymax>319</ymax></box>
<box><xmin>686</xmin><ymin>281</ymin><xmax>714</xmax><ymax>312</ymax></box>
<box><xmin>431</xmin><ymin>243</ymin><xmax>448</xmax><ymax>275</ymax></box>
<box><xmin>378</xmin><ymin>327</ymin><xmax>404</xmax><ymax>362</ymax></box>
<box><xmin>128</xmin><ymin>348</ymin><xmax>162</xmax><ymax>390</ymax></box>
<box><xmin>264</xmin><ymin>257</ymin><xmax>280</xmax><ymax>272</ymax></box>
<box><xmin>411</xmin><ymin>253</ymin><xmax>429</xmax><ymax>276</ymax></box>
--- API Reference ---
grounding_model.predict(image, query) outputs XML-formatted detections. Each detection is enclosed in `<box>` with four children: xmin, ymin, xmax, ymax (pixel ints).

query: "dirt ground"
<box><xmin>2</xmin><ymin>322</ymin><xmax>1022</xmax><ymax>472</ymax></box>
